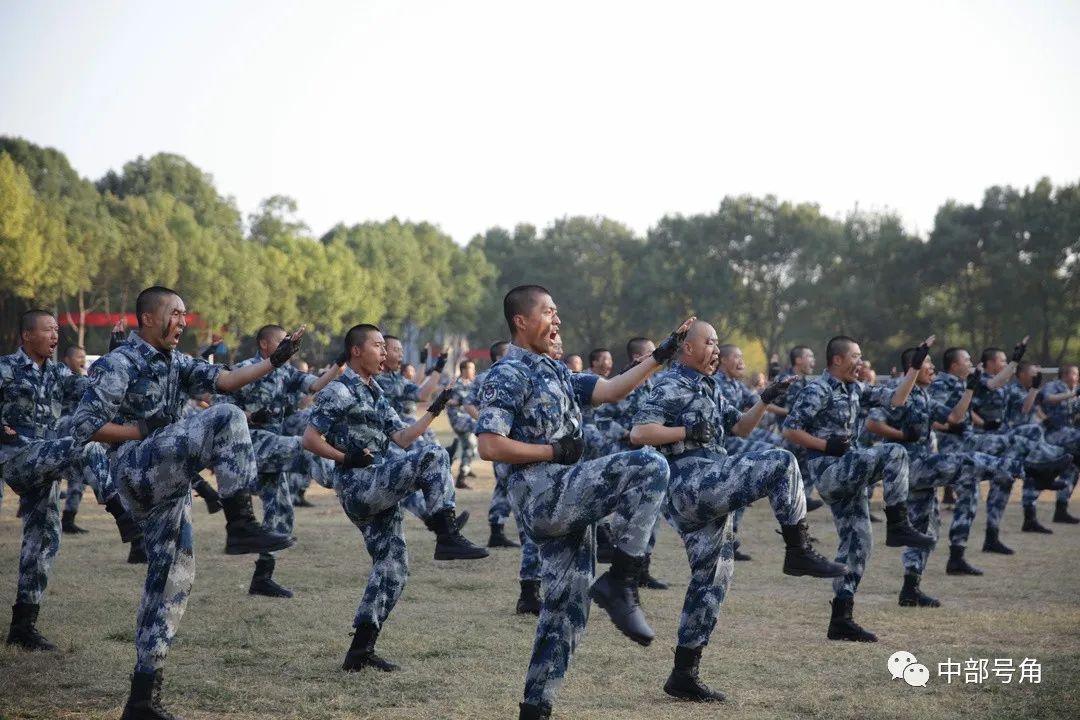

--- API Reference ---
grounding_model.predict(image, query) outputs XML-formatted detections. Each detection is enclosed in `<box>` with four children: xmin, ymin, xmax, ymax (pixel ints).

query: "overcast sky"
<box><xmin>3</xmin><ymin>0</ymin><xmax>1078</xmax><ymax>243</ymax></box>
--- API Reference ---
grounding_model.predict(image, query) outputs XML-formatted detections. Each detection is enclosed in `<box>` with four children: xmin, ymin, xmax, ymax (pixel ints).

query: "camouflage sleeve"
<box><xmin>719</xmin><ymin>396</ymin><xmax>741</xmax><ymax>434</ymax></box>
<box><xmin>928</xmin><ymin>378</ymin><xmax>960</xmax><ymax>410</ymax></box>
<box><xmin>927</xmin><ymin>396</ymin><xmax>953</xmax><ymax>424</ymax></box>
<box><xmin>60</xmin><ymin>365</ymin><xmax>88</xmax><ymax>405</ymax></box>
<box><xmin>632</xmin><ymin>376</ymin><xmax>680</xmax><ymax>427</ymax></box>
<box><xmin>860</xmin><ymin>382</ymin><xmax>894</xmax><ymax>408</ymax></box>
<box><xmin>383</xmin><ymin>401</ymin><xmax>410</xmax><ymax>436</ymax></box>
<box><xmin>782</xmin><ymin>381</ymin><xmax>827</xmax><ymax>433</ymax></box>
<box><xmin>570</xmin><ymin>372</ymin><xmax>600</xmax><ymax>407</ymax></box>
<box><xmin>476</xmin><ymin>364</ymin><xmax>526</xmax><ymax>437</ymax></box>
<box><xmin>308</xmin><ymin>382</ymin><xmax>350</xmax><ymax>435</ymax></box>
<box><xmin>402</xmin><ymin>380</ymin><xmax>422</xmax><ymax>402</ymax></box>
<box><xmin>179</xmin><ymin>355</ymin><xmax>223</xmax><ymax>397</ymax></box>
<box><xmin>71</xmin><ymin>353</ymin><xmax>128</xmax><ymax>445</ymax></box>
<box><xmin>285</xmin><ymin>365</ymin><xmax>317</xmax><ymax>395</ymax></box>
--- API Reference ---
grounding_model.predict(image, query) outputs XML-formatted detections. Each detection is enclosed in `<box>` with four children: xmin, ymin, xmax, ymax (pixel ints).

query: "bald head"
<box><xmin>680</xmin><ymin>320</ymin><xmax>718</xmax><ymax>373</ymax></box>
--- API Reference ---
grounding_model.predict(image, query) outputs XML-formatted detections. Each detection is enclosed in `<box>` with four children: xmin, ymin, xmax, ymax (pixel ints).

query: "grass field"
<box><xmin>1</xmin><ymin>417</ymin><xmax>1078</xmax><ymax>719</ymax></box>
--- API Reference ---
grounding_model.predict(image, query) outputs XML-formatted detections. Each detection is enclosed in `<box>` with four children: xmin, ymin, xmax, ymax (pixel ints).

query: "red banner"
<box><xmin>58</xmin><ymin>312</ymin><xmax>207</xmax><ymax>329</ymax></box>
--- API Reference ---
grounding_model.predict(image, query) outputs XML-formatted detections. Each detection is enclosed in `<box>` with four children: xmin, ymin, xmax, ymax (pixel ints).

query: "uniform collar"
<box><xmin>823</xmin><ymin>369</ymin><xmax>852</xmax><ymax>391</ymax></box>
<box><xmin>127</xmin><ymin>331</ymin><xmax>172</xmax><ymax>363</ymax></box>
<box><xmin>505</xmin><ymin>343</ymin><xmax>558</xmax><ymax>369</ymax></box>
<box><xmin>343</xmin><ymin>366</ymin><xmax>382</xmax><ymax>395</ymax></box>
<box><xmin>14</xmin><ymin>346</ymin><xmax>45</xmax><ymax>370</ymax></box>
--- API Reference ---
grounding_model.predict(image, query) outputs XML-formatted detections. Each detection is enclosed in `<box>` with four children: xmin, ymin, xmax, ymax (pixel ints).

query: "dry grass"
<box><xmin>2</xmin><ymin>418</ymin><xmax>1078</xmax><ymax>719</ymax></box>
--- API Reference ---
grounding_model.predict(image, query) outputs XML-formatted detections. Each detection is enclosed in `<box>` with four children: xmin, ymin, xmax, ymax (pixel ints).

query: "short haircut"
<box><xmin>564</xmin><ymin>353</ymin><xmax>581</xmax><ymax>365</ymax></box>
<box><xmin>64</xmin><ymin>345</ymin><xmax>85</xmax><ymax>359</ymax></box>
<box><xmin>503</xmin><ymin>285</ymin><xmax>550</xmax><ymax>335</ymax></box>
<box><xmin>20</xmin><ymin>309</ymin><xmax>54</xmax><ymax>334</ymax></box>
<box><xmin>980</xmin><ymin>347</ymin><xmax>1005</xmax><ymax>365</ymax></box>
<box><xmin>825</xmin><ymin>336</ymin><xmax>857</xmax><ymax>366</ymax></box>
<box><xmin>344</xmin><ymin>324</ymin><xmax>381</xmax><ymax>353</ymax></box>
<box><xmin>490</xmin><ymin>341</ymin><xmax>510</xmax><ymax>363</ymax></box>
<box><xmin>384</xmin><ymin>334</ymin><xmax>400</xmax><ymax>344</ymax></box>
<box><xmin>458</xmin><ymin>359</ymin><xmax>475</xmax><ymax>372</ymax></box>
<box><xmin>942</xmin><ymin>347</ymin><xmax>966</xmax><ymax>371</ymax></box>
<box><xmin>1061</xmin><ymin>364</ymin><xmax>1078</xmax><ymax>377</ymax></box>
<box><xmin>789</xmin><ymin>345</ymin><xmax>812</xmax><ymax>367</ymax></box>
<box><xmin>1017</xmin><ymin>360</ymin><xmax>1035</xmax><ymax>374</ymax></box>
<box><xmin>900</xmin><ymin>347</ymin><xmax>917</xmax><ymax>372</ymax></box>
<box><xmin>717</xmin><ymin>343</ymin><xmax>740</xmax><ymax>360</ymax></box>
<box><xmin>256</xmin><ymin>324</ymin><xmax>285</xmax><ymax>344</ymax></box>
<box><xmin>625</xmin><ymin>337</ymin><xmax>651</xmax><ymax>362</ymax></box>
<box><xmin>589</xmin><ymin>348</ymin><xmax>611</xmax><ymax>366</ymax></box>
<box><xmin>135</xmin><ymin>286</ymin><xmax>181</xmax><ymax>328</ymax></box>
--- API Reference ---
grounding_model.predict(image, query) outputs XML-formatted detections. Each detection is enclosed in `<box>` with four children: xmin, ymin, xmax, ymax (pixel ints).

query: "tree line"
<box><xmin>2</xmin><ymin>135</ymin><xmax>1078</xmax><ymax>369</ymax></box>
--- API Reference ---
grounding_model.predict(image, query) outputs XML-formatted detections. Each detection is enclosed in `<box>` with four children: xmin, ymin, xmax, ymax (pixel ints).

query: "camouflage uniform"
<box><xmin>634</xmin><ymin>362</ymin><xmax>806</xmax><ymax>649</ymax></box>
<box><xmin>446</xmin><ymin>376</ymin><xmax>478</xmax><ymax>472</ymax></box>
<box><xmin>71</xmin><ymin>332</ymin><xmax>258</xmax><ymax>673</ymax></box>
<box><xmin>1036</xmin><ymin>379</ymin><xmax>1080</xmax><ymax>505</ymax></box>
<box><xmin>308</xmin><ymin>367</ymin><xmax>456</xmax><ymax>631</ymax></box>
<box><xmin>782</xmin><ymin>370</ymin><xmax>908</xmax><ymax>599</ymax></box>
<box><xmin>477</xmin><ymin>344</ymin><xmax>669</xmax><ymax>710</ymax></box>
<box><xmin>376</xmin><ymin>370</ymin><xmax>446</xmax><ymax>517</ymax></box>
<box><xmin>1</xmin><ymin>348</ymin><xmax>115</xmax><ymax>608</ymax></box>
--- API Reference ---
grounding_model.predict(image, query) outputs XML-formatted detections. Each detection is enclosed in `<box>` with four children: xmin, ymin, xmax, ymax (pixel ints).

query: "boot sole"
<box><xmin>663</xmin><ymin>685</ymin><xmax>726</xmax><ymax>702</ymax></box>
<box><xmin>783</xmin><ymin>563</ymin><xmax>848</xmax><ymax>579</ymax></box>
<box><xmin>434</xmin><ymin>549</ymin><xmax>490</xmax><ymax>560</ymax></box>
<box><xmin>885</xmin><ymin>537</ymin><xmax>936</xmax><ymax>549</ymax></box>
<box><xmin>588</xmin><ymin>587</ymin><xmax>654</xmax><ymax>646</ymax></box>
<box><xmin>826</xmin><ymin>631</ymin><xmax>877</xmax><ymax>642</ymax></box>
<box><xmin>225</xmin><ymin>536</ymin><xmax>296</xmax><ymax>556</ymax></box>
<box><xmin>488</xmin><ymin>541</ymin><xmax>521</xmax><ymax>548</ymax></box>
<box><xmin>945</xmin><ymin>568</ymin><xmax>984</xmax><ymax>576</ymax></box>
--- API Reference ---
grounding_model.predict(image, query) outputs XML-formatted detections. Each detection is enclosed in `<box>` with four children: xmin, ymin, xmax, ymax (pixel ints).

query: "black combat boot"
<box><xmin>588</xmin><ymin>548</ymin><xmax>654</xmax><ymax>646</ymax></box>
<box><xmin>61</xmin><ymin>509</ymin><xmax>89</xmax><ymax>534</ymax></box>
<box><xmin>292</xmin><ymin>488</ymin><xmax>315</xmax><ymax>508</ymax></box>
<box><xmin>249</xmin><ymin>556</ymin><xmax>293</xmax><ymax>598</ymax></box>
<box><xmin>120</xmin><ymin>669</ymin><xmax>178</xmax><ymax>720</ymax></box>
<box><xmin>192</xmin><ymin>478</ymin><xmax>222</xmax><ymax>514</ymax></box>
<box><xmin>638</xmin><ymin>554</ymin><xmax>669</xmax><ymax>590</ymax></box>
<box><xmin>516</xmin><ymin>579</ymin><xmax>541</xmax><ymax>616</ymax></box>
<box><xmin>488</xmin><ymin>522</ymin><xmax>520</xmax><ymax>548</ymax></box>
<box><xmin>1024</xmin><ymin>456</ymin><xmax>1070</xmax><ymax>491</ymax></box>
<box><xmin>221</xmin><ymin>490</ymin><xmax>295</xmax><ymax>555</ymax></box>
<box><xmin>1021</xmin><ymin>505</ymin><xmax>1053</xmax><ymax>534</ymax></box>
<box><xmin>128</xmin><ymin>537</ymin><xmax>148</xmax><ymax>564</ymax></box>
<box><xmin>781</xmin><ymin>520</ymin><xmax>848</xmax><ymax>577</ymax></box>
<box><xmin>455</xmin><ymin>468</ymin><xmax>472</xmax><ymax>490</ymax></box>
<box><xmin>733</xmin><ymin>540</ymin><xmax>752</xmax><ymax>562</ymax></box>
<box><xmin>898</xmin><ymin>573</ymin><xmax>941</xmax><ymax>608</ymax></box>
<box><xmin>981</xmin><ymin>526</ymin><xmax>1014</xmax><ymax>554</ymax></box>
<box><xmin>424</xmin><ymin>508</ymin><xmax>489</xmax><ymax>560</ymax></box>
<box><xmin>826</xmin><ymin>596</ymin><xmax>877</xmax><ymax>642</ymax></box>
<box><xmin>1053</xmin><ymin>500</ymin><xmax>1080</xmax><ymax>524</ymax></box>
<box><xmin>106</xmin><ymin>496</ymin><xmax>143</xmax><ymax>544</ymax></box>
<box><xmin>6</xmin><ymin>603</ymin><xmax>56</xmax><ymax>651</ymax></box>
<box><xmin>945</xmin><ymin>545</ymin><xmax>983</xmax><ymax>575</ymax></box>
<box><xmin>805</xmin><ymin>496</ymin><xmax>824</xmax><ymax>512</ymax></box>
<box><xmin>518</xmin><ymin>702</ymin><xmax>551</xmax><ymax>719</ymax></box>
<box><xmin>595</xmin><ymin>523</ymin><xmax>614</xmax><ymax>564</ymax></box>
<box><xmin>884</xmin><ymin>503</ymin><xmax>935</xmax><ymax>548</ymax></box>
<box><xmin>663</xmin><ymin>645</ymin><xmax>726</xmax><ymax>702</ymax></box>
<box><xmin>342</xmin><ymin>622</ymin><xmax>400</xmax><ymax>672</ymax></box>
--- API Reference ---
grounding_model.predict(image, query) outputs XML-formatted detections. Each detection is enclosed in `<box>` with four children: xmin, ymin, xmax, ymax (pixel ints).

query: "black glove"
<box><xmin>760</xmin><ymin>378</ymin><xmax>793</xmax><ymax>405</ymax></box>
<box><xmin>1011</xmin><ymin>338</ymin><xmax>1027</xmax><ymax>363</ymax></box>
<box><xmin>966</xmin><ymin>368</ymin><xmax>983</xmax><ymax>391</ymax></box>
<box><xmin>419</xmin><ymin>348</ymin><xmax>429</xmax><ymax>365</ymax></box>
<box><xmin>335</xmin><ymin>350</ymin><xmax>348</xmax><ymax>367</ymax></box>
<box><xmin>652</xmin><ymin>325</ymin><xmax>689</xmax><ymax>363</ymax></box>
<box><xmin>135</xmin><ymin>416</ymin><xmax>171</xmax><ymax>439</ymax></box>
<box><xmin>909</xmin><ymin>340</ymin><xmax>931</xmax><ymax>371</ymax></box>
<box><xmin>684</xmin><ymin>420</ymin><xmax>714</xmax><ymax>444</ymax></box>
<box><xmin>945</xmin><ymin>422</ymin><xmax>967</xmax><ymax>435</ymax></box>
<box><xmin>248</xmin><ymin>407</ymin><xmax>274</xmax><ymax>425</ymax></box>
<box><xmin>551</xmin><ymin>432</ymin><xmax>585</xmax><ymax>465</ymax></box>
<box><xmin>902</xmin><ymin>426</ymin><xmax>922</xmax><ymax>443</ymax></box>
<box><xmin>269</xmin><ymin>333</ymin><xmax>302</xmax><ymax>368</ymax></box>
<box><xmin>343</xmin><ymin>449</ymin><xmax>374</xmax><ymax>469</ymax></box>
<box><xmin>1031</xmin><ymin>372</ymin><xmax>1042</xmax><ymax>389</ymax></box>
<box><xmin>428</xmin><ymin>387</ymin><xmax>453</xmax><ymax>416</ymax></box>
<box><xmin>426</xmin><ymin>354</ymin><xmax>447</xmax><ymax>376</ymax></box>
<box><xmin>109</xmin><ymin>331</ymin><xmax>126</xmax><ymax>352</ymax></box>
<box><xmin>983</xmin><ymin>419</ymin><xmax>1002</xmax><ymax>432</ymax></box>
<box><xmin>824</xmin><ymin>435</ymin><xmax>851</xmax><ymax>457</ymax></box>
<box><xmin>0</xmin><ymin>427</ymin><xmax>19</xmax><ymax>444</ymax></box>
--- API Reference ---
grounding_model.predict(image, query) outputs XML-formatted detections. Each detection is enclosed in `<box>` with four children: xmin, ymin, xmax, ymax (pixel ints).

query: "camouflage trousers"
<box><xmin>900</xmin><ymin>452</ymin><xmax>985</xmax><ymax>575</ymax></box>
<box><xmin>488</xmin><ymin>459</ymin><xmax>512</xmax><ymax>526</ymax></box>
<box><xmin>109</xmin><ymin>403</ymin><xmax>257</xmax><ymax>674</ymax></box>
<box><xmin>335</xmin><ymin>442</ymin><xmax>454</xmax><ymax>630</ymax></box>
<box><xmin>940</xmin><ymin>433</ymin><xmax>1025</xmax><ymax>531</ymax></box>
<box><xmin>1045</xmin><ymin>425</ymin><xmax>1080</xmax><ymax>456</ymax></box>
<box><xmin>723</xmin><ymin>436</ymin><xmax>778</xmax><ymax>543</ymax></box>
<box><xmin>2</xmin><ymin>437</ymin><xmax>112</xmax><ymax>605</ymax></box>
<box><xmin>1022</xmin><ymin>464</ymin><xmax>1078</xmax><ymax>508</ymax></box>
<box><xmin>453</xmin><ymin>430</ymin><xmax>478</xmax><ymax>472</ymax></box>
<box><xmin>509</xmin><ymin>448</ymin><xmax>669</xmax><ymax>708</ymax></box>
<box><xmin>808</xmin><ymin>442</ymin><xmax>910</xmax><ymax>599</ymax></box>
<box><xmin>486</xmin><ymin>461</ymin><xmax>541</xmax><ymax>581</ymax></box>
<box><xmin>665</xmin><ymin>447</ymin><xmax>806</xmax><ymax>649</ymax></box>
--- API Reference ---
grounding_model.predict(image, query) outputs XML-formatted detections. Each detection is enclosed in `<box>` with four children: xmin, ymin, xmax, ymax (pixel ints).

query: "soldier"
<box><xmin>2</xmin><ymin>310</ymin><xmax>140</xmax><ymax>652</ymax></box>
<box><xmin>782</xmin><ymin>335</ymin><xmax>937</xmax><ymax>643</ymax></box>
<box><xmin>1038</xmin><ymin>364</ymin><xmax>1080</xmax><ymax>523</ymax></box>
<box><xmin>220</xmin><ymin>324</ymin><xmax>342</xmax><ymax>598</ymax></box>
<box><xmin>71</xmin><ymin>286</ymin><xmax>300</xmax><ymax>720</ymax></box>
<box><xmin>446</xmin><ymin>359</ymin><xmax>479</xmax><ymax>489</ymax></box>
<box><xmin>59</xmin><ymin>344</ymin><xmax>92</xmax><ymax>534</ymax></box>
<box><xmin>563</xmin><ymin>353</ymin><xmax>583</xmax><ymax>373</ymax></box>
<box><xmin>302</xmin><ymin>323</ymin><xmax>487</xmax><ymax>673</ymax></box>
<box><xmin>864</xmin><ymin>345</ymin><xmax>1017</xmax><ymax>607</ymax></box>
<box><xmin>631</xmin><ymin>320</ymin><xmax>846</xmax><ymax>702</ymax></box>
<box><xmin>774</xmin><ymin>345</ymin><xmax>825</xmax><ymax>511</ymax></box>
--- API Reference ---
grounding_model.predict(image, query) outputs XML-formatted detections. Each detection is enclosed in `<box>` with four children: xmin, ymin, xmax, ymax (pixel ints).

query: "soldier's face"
<box><xmin>402</xmin><ymin>364</ymin><xmax>416</xmax><ymax>381</ymax></box>
<box><xmin>565</xmin><ymin>355</ymin><xmax>583</xmax><ymax>372</ymax></box>
<box><xmin>917</xmin><ymin>357</ymin><xmax>935</xmax><ymax>385</ymax></box>
<box><xmin>984</xmin><ymin>351</ymin><xmax>1007</xmax><ymax>375</ymax></box>
<box><xmin>591</xmin><ymin>351</ymin><xmax>612</xmax><ymax>378</ymax></box>
<box><xmin>461</xmin><ymin>362</ymin><xmax>476</xmax><ymax>381</ymax></box>
<box><xmin>65</xmin><ymin>349</ymin><xmax>87</xmax><ymax>375</ymax></box>
<box><xmin>949</xmin><ymin>350</ymin><xmax>972</xmax><ymax>377</ymax></box>
<box><xmin>795</xmin><ymin>350</ymin><xmax>815</xmax><ymax>374</ymax></box>
<box><xmin>1064</xmin><ymin>367</ymin><xmax>1078</xmax><ymax>388</ymax></box>
<box><xmin>359</xmin><ymin>332</ymin><xmax>387</xmax><ymax>377</ymax></box>
<box><xmin>833</xmin><ymin>343</ymin><xmax>862</xmax><ymax>382</ymax></box>
<box><xmin>721</xmin><ymin>348</ymin><xmax>744</xmax><ymax>378</ymax></box>
<box><xmin>384</xmin><ymin>339</ymin><xmax>404</xmax><ymax>372</ymax></box>
<box><xmin>22</xmin><ymin>315</ymin><xmax>59</xmax><ymax>360</ymax></box>
<box><xmin>683</xmin><ymin>323</ymin><xmax>719</xmax><ymax>374</ymax></box>
<box><xmin>631</xmin><ymin>342</ymin><xmax>656</xmax><ymax>363</ymax></box>
<box><xmin>258</xmin><ymin>328</ymin><xmax>287</xmax><ymax>358</ymax></box>
<box><xmin>516</xmin><ymin>293</ymin><xmax>560</xmax><ymax>355</ymax></box>
<box><xmin>144</xmin><ymin>295</ymin><xmax>187</xmax><ymax>352</ymax></box>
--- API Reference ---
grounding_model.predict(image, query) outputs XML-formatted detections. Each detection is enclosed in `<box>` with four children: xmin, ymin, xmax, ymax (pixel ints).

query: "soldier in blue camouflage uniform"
<box><xmin>580</xmin><ymin>348</ymin><xmax>614</xmax><ymax>459</ymax></box>
<box><xmin>56</xmin><ymin>345</ymin><xmax>96</xmax><ymax>534</ymax></box>
<box><xmin>1038</xmin><ymin>364</ymin><xmax>1080</xmax><ymax>523</ymax></box>
<box><xmin>447</xmin><ymin>359</ymin><xmax>480</xmax><ymax>488</ymax></box>
<box><xmin>631</xmin><ymin>321</ymin><xmax>846</xmax><ymax>702</ymax></box>
<box><xmin>773</xmin><ymin>346</ymin><xmax>826</xmax><ymax>512</ymax></box>
<box><xmin>71</xmin><ymin>287</ymin><xmax>300</xmax><ymax>720</ymax></box>
<box><xmin>2</xmin><ymin>310</ymin><xmax>140</xmax><ymax>652</ymax></box>
<box><xmin>865</xmin><ymin>345</ymin><xmax>1014</xmax><ymax>608</ymax></box>
<box><xmin>302</xmin><ymin>323</ymin><xmax>487</xmax><ymax>674</ymax></box>
<box><xmin>477</xmin><ymin>286</ymin><xmax>686</xmax><ymax>720</ymax></box>
<box><xmin>783</xmin><ymin>335</ymin><xmax>937</xmax><ymax>643</ymax></box>
<box><xmin>219</xmin><ymin>325</ymin><xmax>342</xmax><ymax>598</ymax></box>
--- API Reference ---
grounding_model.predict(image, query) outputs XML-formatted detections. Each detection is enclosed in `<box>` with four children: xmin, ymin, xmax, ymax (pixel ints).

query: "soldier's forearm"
<box><xmin>90</xmin><ymin>422</ymin><xmax>142</xmax><ymax>444</ymax></box>
<box><xmin>988</xmin><ymin>362</ymin><xmax>1016</xmax><ymax>390</ymax></box>
<box><xmin>629</xmin><ymin>423</ymin><xmax>684</xmax><ymax>447</ymax></box>
<box><xmin>782</xmin><ymin>428</ymin><xmax>827</xmax><ymax>452</ymax></box>
<box><xmin>592</xmin><ymin>358</ymin><xmax>658</xmax><ymax>405</ymax></box>
<box><xmin>464</xmin><ymin>404</ymin><xmax>480</xmax><ymax>420</ymax></box>
<box><xmin>890</xmin><ymin>368</ymin><xmax>919</xmax><ymax>408</ymax></box>
<box><xmin>217</xmin><ymin>359</ymin><xmax>272</xmax><ymax>393</ymax></box>
<box><xmin>477</xmin><ymin>433</ymin><xmax>554</xmax><ymax>464</ymax></box>
<box><xmin>309</xmin><ymin>365</ymin><xmax>341</xmax><ymax>394</ymax></box>
<box><xmin>865</xmin><ymin>419</ymin><xmax>904</xmax><ymax>441</ymax></box>
<box><xmin>731</xmin><ymin>403</ymin><xmax>767</xmax><ymax>437</ymax></box>
<box><xmin>302</xmin><ymin>426</ymin><xmax>345</xmax><ymax>463</ymax></box>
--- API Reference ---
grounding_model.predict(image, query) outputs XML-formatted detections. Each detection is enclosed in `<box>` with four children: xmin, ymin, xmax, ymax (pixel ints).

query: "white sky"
<box><xmin>2</xmin><ymin>0</ymin><xmax>1078</xmax><ymax>243</ymax></box>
